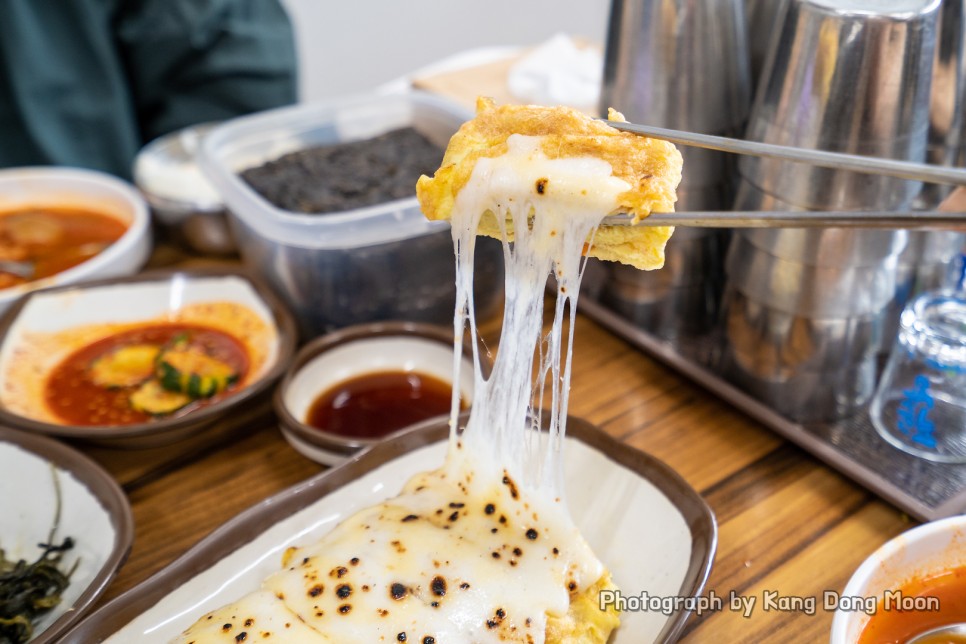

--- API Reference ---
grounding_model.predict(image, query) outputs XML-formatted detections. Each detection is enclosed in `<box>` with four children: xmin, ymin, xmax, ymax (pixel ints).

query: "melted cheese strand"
<box><xmin>449</xmin><ymin>134</ymin><xmax>630</xmax><ymax>495</ymax></box>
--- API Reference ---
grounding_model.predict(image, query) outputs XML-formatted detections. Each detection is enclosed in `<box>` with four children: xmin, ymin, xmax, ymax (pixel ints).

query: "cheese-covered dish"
<box><xmin>176</xmin><ymin>99</ymin><xmax>681</xmax><ymax>643</ymax></box>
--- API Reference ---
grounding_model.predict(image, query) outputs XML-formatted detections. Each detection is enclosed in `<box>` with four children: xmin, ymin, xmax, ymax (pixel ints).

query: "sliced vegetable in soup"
<box><xmin>0</xmin><ymin>207</ymin><xmax>127</xmax><ymax>289</ymax></box>
<box><xmin>45</xmin><ymin>325</ymin><xmax>248</xmax><ymax>426</ymax></box>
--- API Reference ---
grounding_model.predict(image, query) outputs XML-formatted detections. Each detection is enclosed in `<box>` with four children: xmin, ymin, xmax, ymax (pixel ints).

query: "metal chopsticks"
<box><xmin>603</xmin><ymin>210</ymin><xmax>966</xmax><ymax>230</ymax></box>
<box><xmin>605</xmin><ymin>120</ymin><xmax>966</xmax><ymax>186</ymax></box>
<box><xmin>600</xmin><ymin>120</ymin><xmax>966</xmax><ymax>229</ymax></box>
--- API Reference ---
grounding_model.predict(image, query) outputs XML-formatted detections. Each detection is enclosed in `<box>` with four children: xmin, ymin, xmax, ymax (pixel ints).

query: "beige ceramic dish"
<box><xmin>275</xmin><ymin>321</ymin><xmax>484</xmax><ymax>466</ymax></box>
<box><xmin>62</xmin><ymin>415</ymin><xmax>717</xmax><ymax>643</ymax></box>
<box><xmin>0</xmin><ymin>268</ymin><xmax>296</xmax><ymax>448</ymax></box>
<box><xmin>0</xmin><ymin>424</ymin><xmax>133</xmax><ymax>643</ymax></box>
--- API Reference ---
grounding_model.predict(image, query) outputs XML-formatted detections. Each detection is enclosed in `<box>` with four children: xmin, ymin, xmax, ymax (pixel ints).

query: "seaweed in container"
<box><xmin>240</xmin><ymin>127</ymin><xmax>445</xmax><ymax>213</ymax></box>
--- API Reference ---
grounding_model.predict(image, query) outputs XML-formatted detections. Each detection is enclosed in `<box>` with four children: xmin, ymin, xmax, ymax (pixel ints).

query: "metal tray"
<box><xmin>577</xmin><ymin>273</ymin><xmax>966</xmax><ymax>522</ymax></box>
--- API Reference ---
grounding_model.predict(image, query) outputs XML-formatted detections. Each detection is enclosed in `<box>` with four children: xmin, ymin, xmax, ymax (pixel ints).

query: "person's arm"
<box><xmin>115</xmin><ymin>0</ymin><xmax>298</xmax><ymax>141</ymax></box>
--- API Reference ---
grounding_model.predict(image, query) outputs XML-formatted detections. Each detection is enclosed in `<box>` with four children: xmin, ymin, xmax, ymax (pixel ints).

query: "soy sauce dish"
<box><xmin>275</xmin><ymin>322</ymin><xmax>482</xmax><ymax>466</ymax></box>
<box><xmin>0</xmin><ymin>269</ymin><xmax>295</xmax><ymax>448</ymax></box>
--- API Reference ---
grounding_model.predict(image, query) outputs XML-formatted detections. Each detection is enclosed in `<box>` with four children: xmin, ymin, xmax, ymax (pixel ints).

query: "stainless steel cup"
<box><xmin>601</xmin><ymin>0</ymin><xmax>752</xmax><ymax>341</ymax></box>
<box><xmin>745</xmin><ymin>0</ymin><xmax>791</xmax><ymax>87</ymax></box>
<box><xmin>723</xmin><ymin>286</ymin><xmax>886</xmax><ymax>372</ymax></box>
<box><xmin>603</xmin><ymin>232</ymin><xmax>728</xmax><ymax>341</ymax></box>
<box><xmin>722</xmin><ymin>0</ymin><xmax>940</xmax><ymax>422</ymax></box>
<box><xmin>725</xmin><ymin>236</ymin><xmax>900</xmax><ymax>317</ymax></box>
<box><xmin>737</xmin><ymin>0</ymin><xmax>940</xmax><ymax>212</ymax></box>
<box><xmin>602</xmin><ymin>0</ymin><xmax>751</xmax><ymax>203</ymax></box>
<box><xmin>921</xmin><ymin>0</ymin><xmax>966</xmax><ymax>208</ymax></box>
<box><xmin>720</xmin><ymin>287</ymin><xmax>885</xmax><ymax>422</ymax></box>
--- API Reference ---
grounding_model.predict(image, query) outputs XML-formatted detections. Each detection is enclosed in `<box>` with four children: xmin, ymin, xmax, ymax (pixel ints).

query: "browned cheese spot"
<box><xmin>431</xmin><ymin>576</ymin><xmax>447</xmax><ymax>596</ymax></box>
<box><xmin>502</xmin><ymin>473</ymin><xmax>519</xmax><ymax>499</ymax></box>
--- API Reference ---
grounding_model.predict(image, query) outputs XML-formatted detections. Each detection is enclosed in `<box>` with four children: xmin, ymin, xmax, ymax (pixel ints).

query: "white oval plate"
<box><xmin>66</xmin><ymin>417</ymin><xmax>716</xmax><ymax>643</ymax></box>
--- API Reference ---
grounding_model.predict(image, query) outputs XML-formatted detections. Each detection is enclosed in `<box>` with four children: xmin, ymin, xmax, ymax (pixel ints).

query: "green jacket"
<box><xmin>0</xmin><ymin>0</ymin><xmax>297</xmax><ymax>179</ymax></box>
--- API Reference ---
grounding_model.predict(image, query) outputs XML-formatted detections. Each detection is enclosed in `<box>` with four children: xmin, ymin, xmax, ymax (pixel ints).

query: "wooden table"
<box><xmin>76</xmin><ymin>245</ymin><xmax>914</xmax><ymax>643</ymax></box>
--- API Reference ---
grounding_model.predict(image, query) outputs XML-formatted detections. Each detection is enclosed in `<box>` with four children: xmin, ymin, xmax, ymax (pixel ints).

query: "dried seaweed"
<box><xmin>0</xmin><ymin>467</ymin><xmax>76</xmax><ymax>644</ymax></box>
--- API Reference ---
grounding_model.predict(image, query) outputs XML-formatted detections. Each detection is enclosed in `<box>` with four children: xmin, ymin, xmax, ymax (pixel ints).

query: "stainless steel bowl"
<box><xmin>134</xmin><ymin>122</ymin><xmax>236</xmax><ymax>255</ymax></box>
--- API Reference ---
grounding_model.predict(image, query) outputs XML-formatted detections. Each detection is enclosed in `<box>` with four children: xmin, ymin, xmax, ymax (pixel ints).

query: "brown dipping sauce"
<box><xmin>46</xmin><ymin>324</ymin><xmax>248</xmax><ymax>426</ymax></box>
<box><xmin>306</xmin><ymin>370</ymin><xmax>464</xmax><ymax>439</ymax></box>
<box><xmin>0</xmin><ymin>207</ymin><xmax>127</xmax><ymax>289</ymax></box>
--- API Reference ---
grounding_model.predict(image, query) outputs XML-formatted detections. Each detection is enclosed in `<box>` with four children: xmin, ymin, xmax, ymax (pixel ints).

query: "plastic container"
<box><xmin>200</xmin><ymin>91</ymin><xmax>504</xmax><ymax>338</ymax></box>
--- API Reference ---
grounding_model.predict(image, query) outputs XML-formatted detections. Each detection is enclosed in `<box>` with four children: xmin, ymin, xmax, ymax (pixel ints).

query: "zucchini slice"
<box><xmin>129</xmin><ymin>380</ymin><xmax>191</xmax><ymax>416</ymax></box>
<box><xmin>89</xmin><ymin>344</ymin><xmax>161</xmax><ymax>388</ymax></box>
<box><xmin>156</xmin><ymin>339</ymin><xmax>239</xmax><ymax>399</ymax></box>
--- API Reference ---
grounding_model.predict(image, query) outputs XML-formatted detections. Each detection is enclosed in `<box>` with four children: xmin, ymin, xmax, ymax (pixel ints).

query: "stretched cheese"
<box><xmin>176</xmin><ymin>99</ymin><xmax>680</xmax><ymax>644</ymax></box>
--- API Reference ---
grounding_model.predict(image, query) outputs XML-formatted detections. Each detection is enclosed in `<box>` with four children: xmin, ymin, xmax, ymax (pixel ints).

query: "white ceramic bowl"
<box><xmin>0</xmin><ymin>425</ymin><xmax>133</xmax><ymax>643</ymax></box>
<box><xmin>830</xmin><ymin>516</ymin><xmax>966</xmax><ymax>643</ymax></box>
<box><xmin>0</xmin><ymin>166</ymin><xmax>151</xmax><ymax>314</ymax></box>
<box><xmin>275</xmin><ymin>321</ymin><xmax>480</xmax><ymax>466</ymax></box>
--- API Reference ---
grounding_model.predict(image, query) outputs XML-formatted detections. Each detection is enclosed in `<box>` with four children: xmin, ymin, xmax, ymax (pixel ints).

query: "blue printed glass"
<box><xmin>871</xmin><ymin>290</ymin><xmax>966</xmax><ymax>462</ymax></box>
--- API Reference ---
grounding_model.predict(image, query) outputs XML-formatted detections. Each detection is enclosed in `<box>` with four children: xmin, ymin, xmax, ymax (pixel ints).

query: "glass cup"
<box><xmin>871</xmin><ymin>290</ymin><xmax>966</xmax><ymax>462</ymax></box>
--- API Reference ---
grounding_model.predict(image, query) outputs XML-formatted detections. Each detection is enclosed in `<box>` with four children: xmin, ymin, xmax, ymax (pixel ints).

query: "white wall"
<box><xmin>280</xmin><ymin>0</ymin><xmax>611</xmax><ymax>103</ymax></box>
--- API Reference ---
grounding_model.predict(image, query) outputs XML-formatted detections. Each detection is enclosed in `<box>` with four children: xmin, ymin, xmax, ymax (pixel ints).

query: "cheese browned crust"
<box><xmin>416</xmin><ymin>97</ymin><xmax>683</xmax><ymax>270</ymax></box>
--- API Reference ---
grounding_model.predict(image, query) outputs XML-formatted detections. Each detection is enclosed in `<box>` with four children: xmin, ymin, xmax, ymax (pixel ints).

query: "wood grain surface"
<box><xmin>63</xmin><ymin>242</ymin><xmax>916</xmax><ymax>643</ymax></box>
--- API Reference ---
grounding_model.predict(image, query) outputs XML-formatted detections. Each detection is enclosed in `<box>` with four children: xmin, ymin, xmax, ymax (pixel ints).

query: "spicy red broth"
<box><xmin>45</xmin><ymin>324</ymin><xmax>248</xmax><ymax>426</ymax></box>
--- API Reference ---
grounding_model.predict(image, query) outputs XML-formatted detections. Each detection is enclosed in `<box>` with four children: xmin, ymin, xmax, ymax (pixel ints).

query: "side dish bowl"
<box><xmin>831</xmin><ymin>516</ymin><xmax>966</xmax><ymax>643</ymax></box>
<box><xmin>134</xmin><ymin>122</ymin><xmax>237</xmax><ymax>255</ymax></box>
<box><xmin>0</xmin><ymin>166</ymin><xmax>151</xmax><ymax>314</ymax></box>
<box><xmin>0</xmin><ymin>268</ymin><xmax>296</xmax><ymax>448</ymax></box>
<box><xmin>275</xmin><ymin>321</ymin><xmax>482</xmax><ymax>465</ymax></box>
<box><xmin>0</xmin><ymin>425</ymin><xmax>133</xmax><ymax>643</ymax></box>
